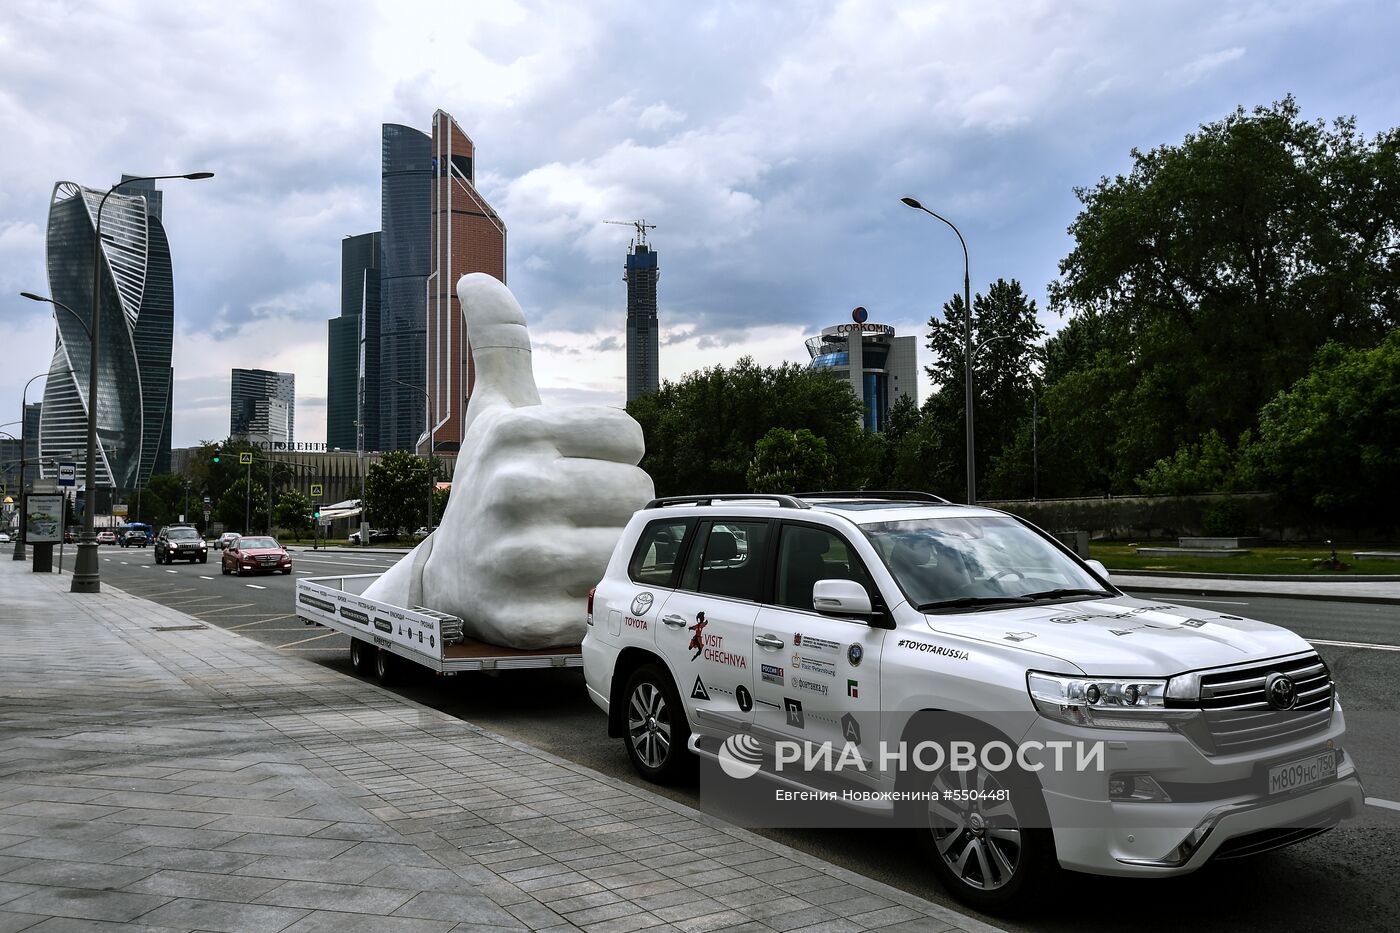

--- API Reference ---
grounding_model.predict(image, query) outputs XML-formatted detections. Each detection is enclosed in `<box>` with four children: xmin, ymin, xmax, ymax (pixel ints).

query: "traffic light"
<box><xmin>212</xmin><ymin>445</ymin><xmax>221</xmax><ymax>464</ymax></box>
<box><xmin>313</xmin><ymin>508</ymin><xmax>321</xmax><ymax>520</ymax></box>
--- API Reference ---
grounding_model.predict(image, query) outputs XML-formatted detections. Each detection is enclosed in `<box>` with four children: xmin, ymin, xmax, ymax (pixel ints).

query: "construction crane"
<box><xmin>603</xmin><ymin>219</ymin><xmax>656</xmax><ymax>249</ymax></box>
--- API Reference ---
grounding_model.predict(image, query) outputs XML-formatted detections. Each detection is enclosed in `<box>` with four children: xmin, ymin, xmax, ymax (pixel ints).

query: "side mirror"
<box><xmin>1085</xmin><ymin>558</ymin><xmax>1110</xmax><ymax>581</ymax></box>
<box><xmin>812</xmin><ymin>579</ymin><xmax>873</xmax><ymax>616</ymax></box>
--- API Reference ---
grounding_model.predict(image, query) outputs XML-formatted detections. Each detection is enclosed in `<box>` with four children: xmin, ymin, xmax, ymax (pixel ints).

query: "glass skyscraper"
<box><xmin>625</xmin><ymin>238</ymin><xmax>660</xmax><ymax>404</ymax></box>
<box><xmin>230</xmin><ymin>369</ymin><xmax>295</xmax><ymax>444</ymax></box>
<box><xmin>379</xmin><ymin>123</ymin><xmax>433</xmax><ymax>452</ymax></box>
<box><xmin>327</xmin><ymin>232</ymin><xmax>380</xmax><ymax>451</ymax></box>
<box><xmin>39</xmin><ymin>181</ymin><xmax>174</xmax><ymax>490</ymax></box>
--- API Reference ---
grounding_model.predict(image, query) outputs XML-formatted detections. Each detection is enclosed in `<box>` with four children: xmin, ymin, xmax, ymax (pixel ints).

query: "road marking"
<box><xmin>199</xmin><ymin>575</ymin><xmax>213</xmax><ymax>580</ymax></box>
<box><xmin>165</xmin><ymin>569</ymin><xmax>179</xmax><ymax>574</ymax></box>
<box><xmin>197</xmin><ymin>603</ymin><xmax>257</xmax><ymax>614</ymax></box>
<box><xmin>276</xmin><ymin>645</ymin><xmax>348</xmax><ymax>651</ymax></box>
<box><xmin>227</xmin><ymin>615</ymin><xmax>297</xmax><ymax>629</ymax></box>
<box><xmin>296</xmin><ymin>570</ymin><xmax>313</xmax><ymax>574</ymax></box>
<box><xmin>245</xmin><ymin>584</ymin><xmax>267</xmax><ymax>590</ymax></box>
<box><xmin>166</xmin><ymin>596</ymin><xmax>223</xmax><ymax>606</ymax></box>
<box><xmin>120</xmin><ymin>561</ymin><xmax>129</xmax><ymax>565</ymax></box>
<box><xmin>1310</xmin><ymin>637</ymin><xmax>1400</xmax><ymax>653</ymax></box>
<box><xmin>103</xmin><ymin>558</ymin><xmax>111</xmax><ymax>562</ymax></box>
<box><xmin>1366</xmin><ymin>797</ymin><xmax>1400</xmax><ymax>812</ymax></box>
<box><xmin>278</xmin><ymin>632</ymin><xmax>338</xmax><ymax>648</ymax></box>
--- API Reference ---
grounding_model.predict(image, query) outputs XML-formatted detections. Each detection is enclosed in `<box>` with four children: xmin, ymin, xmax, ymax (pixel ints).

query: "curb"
<box><xmin>1109</xmin><ymin>568</ymin><xmax>1400</xmax><ymax>583</ymax></box>
<box><xmin>1118</xmin><ymin>583</ymin><xmax>1400</xmax><ymax>606</ymax></box>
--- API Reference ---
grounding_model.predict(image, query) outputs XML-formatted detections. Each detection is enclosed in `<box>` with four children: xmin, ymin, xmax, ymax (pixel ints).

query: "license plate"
<box><xmin>1268</xmin><ymin>751</ymin><xmax>1337</xmax><ymax>795</ymax></box>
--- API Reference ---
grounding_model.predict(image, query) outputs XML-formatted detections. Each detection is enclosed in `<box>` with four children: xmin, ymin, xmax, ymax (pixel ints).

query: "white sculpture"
<box><xmin>364</xmin><ymin>274</ymin><xmax>656</xmax><ymax>649</ymax></box>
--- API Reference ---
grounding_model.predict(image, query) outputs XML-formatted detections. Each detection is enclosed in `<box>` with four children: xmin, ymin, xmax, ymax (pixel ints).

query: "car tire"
<box><xmin>282</xmin><ymin>568</ymin><xmax>292</xmax><ymax>575</ymax></box>
<box><xmin>221</xmin><ymin>562</ymin><xmax>230</xmax><ymax>575</ymax></box>
<box><xmin>909</xmin><ymin>718</ymin><xmax>1057</xmax><ymax>915</ymax></box>
<box><xmin>200</xmin><ymin>555</ymin><xmax>208</xmax><ymax>564</ymax></box>
<box><xmin>621</xmin><ymin>663</ymin><xmax>693</xmax><ymax>784</ymax></box>
<box><xmin>375</xmin><ymin>646</ymin><xmax>401</xmax><ymax>687</ymax></box>
<box><xmin>350</xmin><ymin>639</ymin><xmax>375</xmax><ymax>676</ymax></box>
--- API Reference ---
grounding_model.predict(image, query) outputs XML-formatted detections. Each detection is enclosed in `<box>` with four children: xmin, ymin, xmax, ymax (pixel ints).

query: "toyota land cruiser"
<box><xmin>582</xmin><ymin>492</ymin><xmax>1363</xmax><ymax>911</ymax></box>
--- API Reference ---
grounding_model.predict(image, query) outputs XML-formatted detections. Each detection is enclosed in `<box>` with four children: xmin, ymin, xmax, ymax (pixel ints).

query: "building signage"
<box><xmin>834</xmin><ymin>322</ymin><xmax>895</xmax><ymax>336</ymax></box>
<box><xmin>25</xmin><ymin>494</ymin><xmax>63</xmax><ymax>543</ymax></box>
<box><xmin>251</xmin><ymin>441</ymin><xmax>330</xmax><ymax>452</ymax></box>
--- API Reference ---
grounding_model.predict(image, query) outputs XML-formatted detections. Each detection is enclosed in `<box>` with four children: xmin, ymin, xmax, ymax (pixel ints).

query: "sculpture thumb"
<box><xmin>460</xmin><ymin>272</ymin><xmax>542</xmax><ymax>421</ymax></box>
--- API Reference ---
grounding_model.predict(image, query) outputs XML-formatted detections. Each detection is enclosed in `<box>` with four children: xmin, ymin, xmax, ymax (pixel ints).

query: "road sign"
<box><xmin>309</xmin><ymin>483</ymin><xmax>323</xmax><ymax>498</ymax></box>
<box><xmin>112</xmin><ymin>503</ymin><xmax>128</xmax><ymax>516</ymax></box>
<box><xmin>57</xmin><ymin>461</ymin><xmax>76</xmax><ymax>487</ymax></box>
<box><xmin>202</xmin><ymin>495</ymin><xmax>211</xmax><ymax>506</ymax></box>
<box><xmin>239</xmin><ymin>452</ymin><xmax>253</xmax><ymax>465</ymax></box>
<box><xmin>203</xmin><ymin>509</ymin><xmax>211</xmax><ymax>523</ymax></box>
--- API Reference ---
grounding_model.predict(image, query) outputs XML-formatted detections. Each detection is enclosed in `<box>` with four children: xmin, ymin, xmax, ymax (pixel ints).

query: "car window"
<box><xmin>168</xmin><ymin>528</ymin><xmax>199</xmax><ymax>540</ymax></box>
<box><xmin>628</xmin><ymin>519</ymin><xmax>692</xmax><ymax>587</ymax></box>
<box><xmin>774</xmin><ymin>524</ymin><xmax>876</xmax><ymax>612</ymax></box>
<box><xmin>238</xmin><ymin>537</ymin><xmax>277</xmax><ymax>549</ymax></box>
<box><xmin>681</xmin><ymin>520</ymin><xmax>769</xmax><ymax>602</ymax></box>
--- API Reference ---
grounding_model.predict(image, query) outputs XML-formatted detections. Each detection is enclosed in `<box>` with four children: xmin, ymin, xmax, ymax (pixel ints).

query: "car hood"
<box><xmin>922</xmin><ymin>594</ymin><xmax>1311</xmax><ymax>677</ymax></box>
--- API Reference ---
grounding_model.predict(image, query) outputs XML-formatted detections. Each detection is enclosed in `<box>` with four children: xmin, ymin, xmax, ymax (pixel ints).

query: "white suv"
<box><xmin>582</xmin><ymin>492</ymin><xmax>1363</xmax><ymax>911</ymax></box>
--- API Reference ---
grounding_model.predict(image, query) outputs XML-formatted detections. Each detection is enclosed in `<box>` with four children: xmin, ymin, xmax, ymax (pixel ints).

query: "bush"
<box><xmin>1202</xmin><ymin>497</ymin><xmax>1254</xmax><ymax>536</ymax></box>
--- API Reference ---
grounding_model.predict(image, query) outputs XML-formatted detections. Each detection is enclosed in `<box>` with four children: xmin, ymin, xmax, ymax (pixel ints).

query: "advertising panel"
<box><xmin>25</xmin><ymin>494</ymin><xmax>63</xmax><ymax>543</ymax></box>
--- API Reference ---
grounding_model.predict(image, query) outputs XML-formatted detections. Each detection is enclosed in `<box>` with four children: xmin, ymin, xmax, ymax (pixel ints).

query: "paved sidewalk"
<box><xmin>1112</xmin><ymin>571</ymin><xmax>1400</xmax><ymax>604</ymax></box>
<box><xmin>0</xmin><ymin>560</ymin><xmax>1004</xmax><ymax>933</ymax></box>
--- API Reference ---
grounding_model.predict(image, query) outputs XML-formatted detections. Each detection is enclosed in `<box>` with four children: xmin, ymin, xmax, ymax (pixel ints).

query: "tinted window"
<box><xmin>168</xmin><ymin>528</ymin><xmax>199</xmax><ymax>540</ymax></box>
<box><xmin>774</xmin><ymin>524</ymin><xmax>876</xmax><ymax>612</ymax></box>
<box><xmin>239</xmin><ymin>537</ymin><xmax>277</xmax><ymax>549</ymax></box>
<box><xmin>628</xmin><ymin>519</ymin><xmax>691</xmax><ymax>586</ymax></box>
<box><xmin>682</xmin><ymin>521</ymin><xmax>769</xmax><ymax>602</ymax></box>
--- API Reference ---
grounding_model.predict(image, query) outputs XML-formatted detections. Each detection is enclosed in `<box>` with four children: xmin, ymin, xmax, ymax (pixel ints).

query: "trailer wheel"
<box><xmin>375</xmin><ymin>645</ymin><xmax>400</xmax><ymax>686</ymax></box>
<box><xmin>350</xmin><ymin>639</ymin><xmax>375</xmax><ymax>676</ymax></box>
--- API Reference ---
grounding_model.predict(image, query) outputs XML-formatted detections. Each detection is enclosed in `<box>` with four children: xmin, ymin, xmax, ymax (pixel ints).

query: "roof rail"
<box><xmin>795</xmin><ymin>490</ymin><xmax>953</xmax><ymax>504</ymax></box>
<box><xmin>644</xmin><ymin>494</ymin><xmax>811</xmax><ymax>510</ymax></box>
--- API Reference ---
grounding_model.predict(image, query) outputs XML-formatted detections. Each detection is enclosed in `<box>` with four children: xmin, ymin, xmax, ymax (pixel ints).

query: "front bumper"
<box><xmin>1029</xmin><ymin>704</ymin><xmax>1364</xmax><ymax>876</ymax></box>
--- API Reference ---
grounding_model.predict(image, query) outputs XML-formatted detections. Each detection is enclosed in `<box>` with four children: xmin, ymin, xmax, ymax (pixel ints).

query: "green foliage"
<box><xmin>1136</xmin><ymin>429</ymin><xmax>1250</xmax><ymax>496</ymax></box>
<box><xmin>628</xmin><ymin>358</ymin><xmax>873</xmax><ymax>496</ymax></box>
<box><xmin>273</xmin><ymin>489</ymin><xmax>313</xmax><ymax>537</ymax></box>
<box><xmin>431</xmin><ymin>484</ymin><xmax>450</xmax><ymax>525</ymax></box>
<box><xmin>364</xmin><ymin>450</ymin><xmax>435</xmax><ymax>534</ymax></box>
<box><xmin>1242</xmin><ymin>332</ymin><xmax>1400</xmax><ymax>526</ymax></box>
<box><xmin>1202</xmin><ymin>497</ymin><xmax>1254</xmax><ymax>537</ymax></box>
<box><xmin>1041</xmin><ymin>97</ymin><xmax>1400</xmax><ymax>496</ymax></box>
<box><xmin>746</xmin><ymin>428</ymin><xmax>833</xmax><ymax>493</ymax></box>
<box><xmin>213</xmin><ymin>476</ymin><xmax>268</xmax><ymax>532</ymax></box>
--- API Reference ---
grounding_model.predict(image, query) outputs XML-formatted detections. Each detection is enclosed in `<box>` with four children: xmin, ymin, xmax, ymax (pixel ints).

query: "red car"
<box><xmin>221</xmin><ymin>535</ymin><xmax>293</xmax><ymax>576</ymax></box>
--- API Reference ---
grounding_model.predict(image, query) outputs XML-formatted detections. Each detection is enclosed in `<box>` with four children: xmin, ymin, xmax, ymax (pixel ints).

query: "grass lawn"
<box><xmin>280</xmin><ymin>536</ymin><xmax>413</xmax><ymax>549</ymax></box>
<box><xmin>1092</xmin><ymin>542</ymin><xmax>1399</xmax><ymax>576</ymax></box>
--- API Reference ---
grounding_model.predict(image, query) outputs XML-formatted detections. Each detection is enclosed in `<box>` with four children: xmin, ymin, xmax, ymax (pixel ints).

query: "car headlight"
<box><xmin>1027</xmin><ymin>672</ymin><xmax>1192</xmax><ymax>731</ymax></box>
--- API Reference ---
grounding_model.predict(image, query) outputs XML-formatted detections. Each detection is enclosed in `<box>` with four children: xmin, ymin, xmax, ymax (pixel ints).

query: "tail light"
<box><xmin>586</xmin><ymin>586</ymin><xmax>597</xmax><ymax>626</ymax></box>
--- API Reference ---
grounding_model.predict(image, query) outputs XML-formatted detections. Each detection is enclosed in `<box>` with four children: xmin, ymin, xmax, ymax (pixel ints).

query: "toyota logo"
<box><xmin>630</xmin><ymin>592</ymin><xmax>654</xmax><ymax>617</ymax></box>
<box><xmin>1265</xmin><ymin>672</ymin><xmax>1298</xmax><ymax>710</ymax></box>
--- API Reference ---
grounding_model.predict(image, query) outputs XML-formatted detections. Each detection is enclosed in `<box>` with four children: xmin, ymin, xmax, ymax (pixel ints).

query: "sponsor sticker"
<box><xmin>847</xmin><ymin>678</ymin><xmax>859</xmax><ymax>698</ymax></box>
<box><xmin>847</xmin><ymin>643</ymin><xmax>864</xmax><ymax>667</ymax></box>
<box><xmin>896</xmin><ymin>638</ymin><xmax>970</xmax><ymax>661</ymax></box>
<box><xmin>784</xmin><ymin>697</ymin><xmax>805</xmax><ymax>729</ymax></box>
<box><xmin>690</xmin><ymin>613</ymin><xmax>746</xmax><ymax>668</ymax></box>
<box><xmin>841</xmin><ymin>712</ymin><xmax>862</xmax><ymax>745</ymax></box>
<box><xmin>1004</xmin><ymin>632</ymin><xmax>1037</xmax><ymax>642</ymax></box>
<box><xmin>791</xmin><ymin>676</ymin><xmax>830</xmax><ymax>696</ymax></box>
<box><xmin>791</xmin><ymin>654</ymin><xmax>837</xmax><ymax>678</ymax></box>
<box><xmin>736</xmin><ymin>685</ymin><xmax>754</xmax><ymax>712</ymax></box>
<box><xmin>761</xmin><ymin>664</ymin><xmax>785</xmax><ymax>685</ymax></box>
<box><xmin>793</xmin><ymin>633</ymin><xmax>840</xmax><ymax>653</ymax></box>
<box><xmin>624</xmin><ymin>615</ymin><xmax>648</xmax><ymax>630</ymax></box>
<box><xmin>691</xmin><ymin>677</ymin><xmax>710</xmax><ymax>701</ymax></box>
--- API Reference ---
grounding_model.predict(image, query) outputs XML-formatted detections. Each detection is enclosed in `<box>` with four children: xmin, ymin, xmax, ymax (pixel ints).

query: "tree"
<box><xmin>432</xmin><ymin>484</ymin><xmax>451</xmax><ymax>525</ymax></box>
<box><xmin>872</xmin><ymin>393</ymin><xmax>922</xmax><ymax>489</ymax></box>
<box><xmin>1242</xmin><ymin>332</ymin><xmax>1400</xmax><ymax>527</ymax></box>
<box><xmin>746</xmin><ymin>428</ymin><xmax>833</xmax><ymax>493</ymax></box>
<box><xmin>1046</xmin><ymin>97</ymin><xmax>1400</xmax><ymax>492</ymax></box>
<box><xmin>213</xmin><ymin>476</ymin><xmax>268</xmax><ymax>532</ymax></box>
<box><xmin>274</xmin><ymin>489</ymin><xmax>313</xmax><ymax>538</ymax></box>
<box><xmin>364</xmin><ymin>450</ymin><xmax>434</xmax><ymax>535</ymax></box>
<box><xmin>1135</xmin><ymin>429</ymin><xmax>1249</xmax><ymax>496</ymax></box>
<box><xmin>628</xmin><ymin>358</ymin><xmax>873</xmax><ymax>496</ymax></box>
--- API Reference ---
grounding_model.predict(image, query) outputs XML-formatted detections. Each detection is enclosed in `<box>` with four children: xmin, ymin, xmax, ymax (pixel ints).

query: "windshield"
<box><xmin>168</xmin><ymin>528</ymin><xmax>199</xmax><ymax>540</ymax></box>
<box><xmin>238</xmin><ymin>537</ymin><xmax>278</xmax><ymax>549</ymax></box>
<box><xmin>862</xmin><ymin>516</ymin><xmax>1110</xmax><ymax>611</ymax></box>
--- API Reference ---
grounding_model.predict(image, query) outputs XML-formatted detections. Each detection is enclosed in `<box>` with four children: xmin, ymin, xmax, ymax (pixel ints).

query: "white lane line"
<box><xmin>295</xmin><ymin>570</ymin><xmax>313</xmax><ymax>574</ymax></box>
<box><xmin>1310</xmin><ymin>637</ymin><xmax>1400</xmax><ymax>653</ymax></box>
<box><xmin>197</xmin><ymin>602</ymin><xmax>257</xmax><ymax>614</ymax></box>
<box><xmin>277</xmin><ymin>632</ymin><xmax>339</xmax><ymax>648</ymax></box>
<box><xmin>1366</xmin><ymin>797</ymin><xmax>1400</xmax><ymax>812</ymax></box>
<box><xmin>227</xmin><ymin>615</ymin><xmax>297</xmax><ymax>629</ymax></box>
<box><xmin>199</xmin><ymin>575</ymin><xmax>213</xmax><ymax>580</ymax></box>
<box><xmin>245</xmin><ymin>584</ymin><xmax>267</xmax><ymax>590</ymax></box>
<box><xmin>103</xmin><ymin>558</ymin><xmax>111</xmax><ymax>562</ymax></box>
<box><xmin>165</xmin><ymin>569</ymin><xmax>178</xmax><ymax>574</ymax></box>
<box><xmin>120</xmin><ymin>561</ymin><xmax>129</xmax><ymax>565</ymax></box>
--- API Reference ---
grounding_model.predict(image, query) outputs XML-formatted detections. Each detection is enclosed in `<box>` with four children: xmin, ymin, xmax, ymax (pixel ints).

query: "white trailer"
<box><xmin>295</xmin><ymin>573</ymin><xmax>582</xmax><ymax>685</ymax></box>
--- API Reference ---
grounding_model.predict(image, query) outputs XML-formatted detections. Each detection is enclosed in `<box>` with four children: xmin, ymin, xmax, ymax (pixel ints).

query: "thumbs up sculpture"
<box><xmin>364</xmin><ymin>274</ymin><xmax>656</xmax><ymax>649</ymax></box>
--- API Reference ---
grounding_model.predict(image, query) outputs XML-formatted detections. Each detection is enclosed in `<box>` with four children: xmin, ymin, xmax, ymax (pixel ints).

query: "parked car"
<box><xmin>221</xmin><ymin>535</ymin><xmax>292</xmax><ymax>576</ymax></box>
<box><xmin>96</xmin><ymin>530</ymin><xmax>118</xmax><ymax>545</ymax></box>
<box><xmin>155</xmin><ymin>524</ymin><xmax>208</xmax><ymax>564</ymax></box>
<box><xmin>583</xmin><ymin>491</ymin><xmax>1362</xmax><ymax>912</ymax></box>
<box><xmin>215</xmin><ymin>532</ymin><xmax>241</xmax><ymax>550</ymax></box>
<box><xmin>0</xmin><ymin>531</ymin><xmax>10</xmax><ymax>544</ymax></box>
<box><xmin>348</xmin><ymin>529</ymin><xmax>391</xmax><ymax>545</ymax></box>
<box><xmin>412</xmin><ymin>526</ymin><xmax>440</xmax><ymax>539</ymax></box>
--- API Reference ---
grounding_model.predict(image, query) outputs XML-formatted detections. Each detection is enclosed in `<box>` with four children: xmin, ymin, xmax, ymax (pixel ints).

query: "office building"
<box><xmin>327</xmin><ymin>232</ymin><xmax>380</xmax><ymax>451</ymax></box>
<box><xmin>379</xmin><ymin>122</ymin><xmax>433</xmax><ymax>452</ymax></box>
<box><xmin>0</xmin><ymin>402</ymin><xmax>42</xmax><ymax>495</ymax></box>
<box><xmin>230</xmin><ymin>368</ymin><xmax>295</xmax><ymax>445</ymax></box>
<box><xmin>624</xmin><ymin>233</ymin><xmax>660</xmax><ymax>404</ymax></box>
<box><xmin>39</xmin><ymin>180</ymin><xmax>175</xmax><ymax>489</ymax></box>
<box><xmin>420</xmin><ymin>110</ymin><xmax>506</xmax><ymax>455</ymax></box>
<box><xmin>805</xmin><ymin>316</ymin><xmax>918</xmax><ymax>432</ymax></box>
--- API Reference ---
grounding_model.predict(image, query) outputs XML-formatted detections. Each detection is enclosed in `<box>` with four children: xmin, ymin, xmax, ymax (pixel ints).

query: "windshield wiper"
<box><xmin>916</xmin><ymin>596</ymin><xmax>1033</xmax><ymax>612</ymax></box>
<box><xmin>1018</xmin><ymin>588</ymin><xmax>1112</xmax><ymax>601</ymax></box>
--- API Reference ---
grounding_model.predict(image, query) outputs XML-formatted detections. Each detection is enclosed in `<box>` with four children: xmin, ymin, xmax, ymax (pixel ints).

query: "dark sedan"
<box><xmin>221</xmin><ymin>535</ymin><xmax>293</xmax><ymax>576</ymax></box>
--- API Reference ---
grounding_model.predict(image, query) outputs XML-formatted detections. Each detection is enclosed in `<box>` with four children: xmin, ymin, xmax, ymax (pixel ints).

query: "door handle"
<box><xmin>662</xmin><ymin>614</ymin><xmax>688</xmax><ymax>627</ymax></box>
<box><xmin>754</xmin><ymin>634</ymin><xmax>785</xmax><ymax>649</ymax></box>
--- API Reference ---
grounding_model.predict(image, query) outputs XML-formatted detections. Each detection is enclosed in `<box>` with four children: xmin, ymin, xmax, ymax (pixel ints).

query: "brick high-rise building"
<box><xmin>418</xmin><ymin>110</ymin><xmax>506</xmax><ymax>455</ymax></box>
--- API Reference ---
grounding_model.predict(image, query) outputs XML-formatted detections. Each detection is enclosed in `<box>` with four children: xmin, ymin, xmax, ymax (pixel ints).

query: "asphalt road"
<box><xmin>88</xmin><ymin>547</ymin><xmax>1400</xmax><ymax>932</ymax></box>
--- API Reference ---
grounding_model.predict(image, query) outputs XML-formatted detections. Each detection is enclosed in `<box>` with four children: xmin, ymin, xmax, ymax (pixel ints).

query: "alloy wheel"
<box><xmin>628</xmin><ymin>681</ymin><xmax>672</xmax><ymax>770</ymax></box>
<box><xmin>926</xmin><ymin>765</ymin><xmax>1023</xmax><ymax>891</ymax></box>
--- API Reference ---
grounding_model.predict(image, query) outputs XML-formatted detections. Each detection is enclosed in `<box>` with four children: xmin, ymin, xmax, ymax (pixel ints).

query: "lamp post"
<box><xmin>392</xmin><ymin>378</ymin><xmax>435</xmax><ymax>533</ymax></box>
<box><xmin>28</xmin><ymin>171</ymin><xmax>212</xmax><ymax>593</ymax></box>
<box><xmin>12</xmin><ymin>369</ymin><xmax>57</xmax><ymax>560</ymax></box>
<box><xmin>902</xmin><ymin>196</ymin><xmax>977</xmax><ymax>504</ymax></box>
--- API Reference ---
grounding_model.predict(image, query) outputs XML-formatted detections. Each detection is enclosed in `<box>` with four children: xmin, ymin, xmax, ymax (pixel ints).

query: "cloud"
<box><xmin>1172</xmin><ymin>46</ymin><xmax>1247</xmax><ymax>85</ymax></box>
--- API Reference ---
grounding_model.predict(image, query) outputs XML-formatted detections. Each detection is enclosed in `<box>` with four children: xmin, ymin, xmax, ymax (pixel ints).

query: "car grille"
<box><xmin>1190</xmin><ymin>654</ymin><xmax>1334</xmax><ymax>755</ymax></box>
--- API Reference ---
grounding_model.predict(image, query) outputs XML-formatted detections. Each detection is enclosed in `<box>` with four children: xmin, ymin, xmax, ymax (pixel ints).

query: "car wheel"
<box><xmin>375</xmin><ymin>646</ymin><xmax>401</xmax><ymax>686</ymax></box>
<box><xmin>221</xmin><ymin>562</ymin><xmax>230</xmax><ymax>575</ymax></box>
<box><xmin>282</xmin><ymin>568</ymin><xmax>292</xmax><ymax>575</ymax></box>
<box><xmin>200</xmin><ymin>555</ymin><xmax>208</xmax><ymax>564</ymax></box>
<box><xmin>350</xmin><ymin>639</ymin><xmax>375</xmax><ymax>676</ymax></box>
<box><xmin>913</xmin><ymin>722</ymin><xmax>1056</xmax><ymax>915</ymax></box>
<box><xmin>622</xmin><ymin>663</ymin><xmax>693</xmax><ymax>784</ymax></box>
<box><xmin>236</xmin><ymin>565</ymin><xmax>246</xmax><ymax>576</ymax></box>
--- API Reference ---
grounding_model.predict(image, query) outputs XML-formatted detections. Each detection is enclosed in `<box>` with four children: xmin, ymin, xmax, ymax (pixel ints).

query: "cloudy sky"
<box><xmin>1</xmin><ymin>0</ymin><xmax>1396</xmax><ymax>449</ymax></box>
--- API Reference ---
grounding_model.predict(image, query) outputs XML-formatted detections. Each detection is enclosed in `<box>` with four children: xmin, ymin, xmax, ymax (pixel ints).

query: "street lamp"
<box><xmin>27</xmin><ymin>171</ymin><xmax>212</xmax><ymax>593</ymax></box>
<box><xmin>392</xmin><ymin>378</ymin><xmax>435</xmax><ymax>533</ymax></box>
<box><xmin>902</xmin><ymin>196</ymin><xmax>977</xmax><ymax>504</ymax></box>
